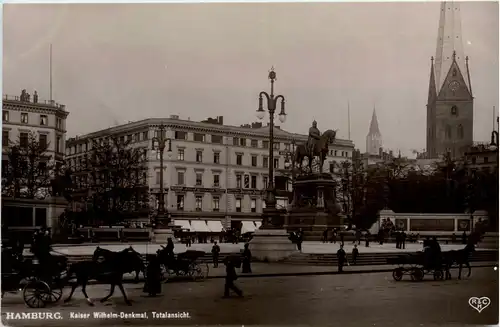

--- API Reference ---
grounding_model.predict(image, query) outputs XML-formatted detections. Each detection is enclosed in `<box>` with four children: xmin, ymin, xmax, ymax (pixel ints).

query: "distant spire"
<box><xmin>369</xmin><ymin>107</ymin><xmax>381</xmax><ymax>136</ymax></box>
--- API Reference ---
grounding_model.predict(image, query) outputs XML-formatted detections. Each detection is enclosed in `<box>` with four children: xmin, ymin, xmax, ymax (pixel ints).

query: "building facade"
<box><xmin>463</xmin><ymin>142</ymin><xmax>498</xmax><ymax>174</ymax></box>
<box><xmin>66</xmin><ymin>115</ymin><xmax>354</xmax><ymax>230</ymax></box>
<box><xmin>426</xmin><ymin>1</ymin><xmax>474</xmax><ymax>159</ymax></box>
<box><xmin>2</xmin><ymin>90</ymin><xmax>69</xmax><ymax>170</ymax></box>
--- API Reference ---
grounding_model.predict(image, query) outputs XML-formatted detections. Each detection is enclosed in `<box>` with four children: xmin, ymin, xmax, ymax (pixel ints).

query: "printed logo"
<box><xmin>469</xmin><ymin>297</ymin><xmax>491</xmax><ymax>313</ymax></box>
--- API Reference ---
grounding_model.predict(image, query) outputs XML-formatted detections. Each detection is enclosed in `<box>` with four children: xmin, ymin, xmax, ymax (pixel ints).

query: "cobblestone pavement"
<box><xmin>2</xmin><ymin>267</ymin><xmax>498</xmax><ymax>326</ymax></box>
<box><xmin>41</xmin><ymin>241</ymin><xmax>482</xmax><ymax>256</ymax></box>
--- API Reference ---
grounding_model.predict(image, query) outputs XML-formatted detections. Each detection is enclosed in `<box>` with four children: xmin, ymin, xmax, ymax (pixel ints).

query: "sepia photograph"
<box><xmin>1</xmin><ymin>1</ymin><xmax>499</xmax><ymax>326</ymax></box>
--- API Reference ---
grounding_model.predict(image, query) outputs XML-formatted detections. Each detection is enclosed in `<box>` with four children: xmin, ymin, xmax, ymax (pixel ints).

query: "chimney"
<box><xmin>218</xmin><ymin>116</ymin><xmax>223</xmax><ymax>125</ymax></box>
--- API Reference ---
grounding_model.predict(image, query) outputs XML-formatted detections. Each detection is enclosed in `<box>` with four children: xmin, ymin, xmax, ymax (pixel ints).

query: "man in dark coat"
<box><xmin>337</xmin><ymin>245</ymin><xmax>347</xmax><ymax>272</ymax></box>
<box><xmin>351</xmin><ymin>245</ymin><xmax>359</xmax><ymax>265</ymax></box>
<box><xmin>223</xmin><ymin>259</ymin><xmax>243</xmax><ymax>298</ymax></box>
<box><xmin>322</xmin><ymin>229</ymin><xmax>328</xmax><ymax>243</ymax></box>
<box><xmin>143</xmin><ymin>254</ymin><xmax>162</xmax><ymax>297</ymax></box>
<box><xmin>296</xmin><ymin>229</ymin><xmax>303</xmax><ymax>252</ymax></box>
<box><xmin>212</xmin><ymin>241</ymin><xmax>220</xmax><ymax>268</ymax></box>
<box><xmin>241</xmin><ymin>243</ymin><xmax>252</xmax><ymax>273</ymax></box>
<box><xmin>401</xmin><ymin>232</ymin><xmax>406</xmax><ymax>249</ymax></box>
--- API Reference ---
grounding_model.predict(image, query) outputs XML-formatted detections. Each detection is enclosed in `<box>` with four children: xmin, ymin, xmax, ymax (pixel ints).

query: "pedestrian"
<box><xmin>352</xmin><ymin>244</ymin><xmax>359</xmax><ymax>265</ymax></box>
<box><xmin>395</xmin><ymin>232</ymin><xmax>400</xmax><ymax>249</ymax></box>
<box><xmin>211</xmin><ymin>241</ymin><xmax>220</xmax><ymax>268</ymax></box>
<box><xmin>322</xmin><ymin>229</ymin><xmax>328</xmax><ymax>243</ymax></box>
<box><xmin>355</xmin><ymin>230</ymin><xmax>362</xmax><ymax>245</ymax></box>
<box><xmin>331</xmin><ymin>228</ymin><xmax>337</xmax><ymax>244</ymax></box>
<box><xmin>451</xmin><ymin>233</ymin><xmax>456</xmax><ymax>244</ymax></box>
<box><xmin>462</xmin><ymin>231</ymin><xmax>467</xmax><ymax>244</ymax></box>
<box><xmin>223</xmin><ymin>258</ymin><xmax>243</xmax><ymax>298</ymax></box>
<box><xmin>337</xmin><ymin>245</ymin><xmax>346</xmax><ymax>272</ymax></box>
<box><xmin>241</xmin><ymin>243</ymin><xmax>252</xmax><ymax>273</ymax></box>
<box><xmin>402</xmin><ymin>232</ymin><xmax>406</xmax><ymax>249</ymax></box>
<box><xmin>143</xmin><ymin>254</ymin><xmax>162</xmax><ymax>297</ymax></box>
<box><xmin>340</xmin><ymin>232</ymin><xmax>344</xmax><ymax>246</ymax></box>
<box><xmin>365</xmin><ymin>232</ymin><xmax>370</xmax><ymax>247</ymax></box>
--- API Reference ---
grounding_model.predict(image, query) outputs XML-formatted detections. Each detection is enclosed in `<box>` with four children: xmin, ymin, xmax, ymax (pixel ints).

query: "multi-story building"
<box><xmin>2</xmin><ymin>90</ymin><xmax>69</xmax><ymax>169</ymax></box>
<box><xmin>463</xmin><ymin>142</ymin><xmax>498</xmax><ymax>174</ymax></box>
<box><xmin>66</xmin><ymin>115</ymin><xmax>354</xmax><ymax>232</ymax></box>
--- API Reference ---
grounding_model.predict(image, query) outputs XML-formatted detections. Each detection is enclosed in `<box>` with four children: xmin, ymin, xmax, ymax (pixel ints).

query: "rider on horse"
<box><xmin>307</xmin><ymin>121</ymin><xmax>321</xmax><ymax>159</ymax></box>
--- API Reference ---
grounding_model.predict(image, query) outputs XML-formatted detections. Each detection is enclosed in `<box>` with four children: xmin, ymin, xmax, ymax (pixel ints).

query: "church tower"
<box><xmin>366</xmin><ymin>107</ymin><xmax>382</xmax><ymax>155</ymax></box>
<box><xmin>426</xmin><ymin>1</ymin><xmax>473</xmax><ymax>159</ymax></box>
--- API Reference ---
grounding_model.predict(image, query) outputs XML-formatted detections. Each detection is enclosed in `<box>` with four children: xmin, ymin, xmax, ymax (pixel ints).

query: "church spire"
<box><xmin>434</xmin><ymin>1</ymin><xmax>470</xmax><ymax>93</ymax></box>
<box><xmin>366</xmin><ymin>106</ymin><xmax>382</xmax><ymax>155</ymax></box>
<box><xmin>369</xmin><ymin>107</ymin><xmax>381</xmax><ymax>136</ymax></box>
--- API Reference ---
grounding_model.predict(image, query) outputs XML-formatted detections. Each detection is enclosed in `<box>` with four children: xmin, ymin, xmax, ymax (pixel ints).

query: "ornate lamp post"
<box><xmin>256</xmin><ymin>68</ymin><xmax>287</xmax><ymax>228</ymax></box>
<box><xmin>151</xmin><ymin>124</ymin><xmax>172</xmax><ymax>228</ymax></box>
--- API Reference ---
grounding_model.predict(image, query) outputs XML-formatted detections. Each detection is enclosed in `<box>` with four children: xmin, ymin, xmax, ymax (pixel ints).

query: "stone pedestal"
<box><xmin>477</xmin><ymin>232</ymin><xmax>499</xmax><ymax>250</ymax></box>
<box><xmin>249</xmin><ymin>228</ymin><xmax>297</xmax><ymax>262</ymax></box>
<box><xmin>153</xmin><ymin>228</ymin><xmax>175</xmax><ymax>244</ymax></box>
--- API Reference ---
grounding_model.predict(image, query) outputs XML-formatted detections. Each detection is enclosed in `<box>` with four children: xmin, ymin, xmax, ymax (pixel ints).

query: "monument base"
<box><xmin>153</xmin><ymin>228</ymin><xmax>175</xmax><ymax>244</ymax></box>
<box><xmin>249</xmin><ymin>228</ymin><xmax>297</xmax><ymax>262</ymax></box>
<box><xmin>477</xmin><ymin>232</ymin><xmax>499</xmax><ymax>250</ymax></box>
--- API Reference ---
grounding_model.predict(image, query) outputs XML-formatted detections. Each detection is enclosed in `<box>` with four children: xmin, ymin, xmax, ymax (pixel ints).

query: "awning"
<box><xmin>241</xmin><ymin>221</ymin><xmax>257</xmax><ymax>234</ymax></box>
<box><xmin>254</xmin><ymin>221</ymin><xmax>262</xmax><ymax>229</ymax></box>
<box><xmin>207</xmin><ymin>220</ymin><xmax>224</xmax><ymax>232</ymax></box>
<box><xmin>173</xmin><ymin>220</ymin><xmax>192</xmax><ymax>231</ymax></box>
<box><xmin>190</xmin><ymin>220</ymin><xmax>211</xmax><ymax>232</ymax></box>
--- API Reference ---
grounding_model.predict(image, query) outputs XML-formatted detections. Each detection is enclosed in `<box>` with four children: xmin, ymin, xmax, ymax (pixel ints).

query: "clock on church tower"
<box><xmin>448</xmin><ymin>81</ymin><xmax>460</xmax><ymax>92</ymax></box>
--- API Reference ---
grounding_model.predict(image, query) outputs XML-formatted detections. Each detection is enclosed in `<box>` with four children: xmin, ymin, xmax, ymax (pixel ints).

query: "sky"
<box><xmin>2</xmin><ymin>2</ymin><xmax>498</xmax><ymax>156</ymax></box>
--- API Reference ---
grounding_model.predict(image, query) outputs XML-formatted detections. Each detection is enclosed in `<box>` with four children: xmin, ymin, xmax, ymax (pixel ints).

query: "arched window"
<box><xmin>451</xmin><ymin>106</ymin><xmax>458</xmax><ymax>116</ymax></box>
<box><xmin>457</xmin><ymin>124</ymin><xmax>464</xmax><ymax>139</ymax></box>
<box><xmin>445</xmin><ymin>125</ymin><xmax>452</xmax><ymax>139</ymax></box>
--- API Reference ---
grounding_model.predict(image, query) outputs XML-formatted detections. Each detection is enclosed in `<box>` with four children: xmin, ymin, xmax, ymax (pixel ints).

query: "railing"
<box><xmin>3</xmin><ymin>94</ymin><xmax>66</xmax><ymax>111</ymax></box>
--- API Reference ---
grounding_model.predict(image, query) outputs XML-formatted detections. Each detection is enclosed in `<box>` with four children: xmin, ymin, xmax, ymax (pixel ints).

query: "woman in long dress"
<box><xmin>241</xmin><ymin>243</ymin><xmax>252</xmax><ymax>273</ymax></box>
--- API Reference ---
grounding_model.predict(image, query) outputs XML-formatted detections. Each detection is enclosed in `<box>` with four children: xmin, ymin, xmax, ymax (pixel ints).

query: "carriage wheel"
<box><xmin>23</xmin><ymin>280</ymin><xmax>50</xmax><ymax>308</ymax></box>
<box><xmin>433</xmin><ymin>269</ymin><xmax>444</xmax><ymax>281</ymax></box>
<box><xmin>190</xmin><ymin>263</ymin><xmax>209</xmax><ymax>281</ymax></box>
<box><xmin>410</xmin><ymin>268</ymin><xmax>424</xmax><ymax>282</ymax></box>
<box><xmin>392</xmin><ymin>268</ymin><xmax>404</xmax><ymax>281</ymax></box>
<box><xmin>40</xmin><ymin>286</ymin><xmax>63</xmax><ymax>304</ymax></box>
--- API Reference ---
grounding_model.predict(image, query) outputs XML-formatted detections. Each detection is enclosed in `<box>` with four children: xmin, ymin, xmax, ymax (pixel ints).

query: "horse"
<box><xmin>442</xmin><ymin>243</ymin><xmax>475</xmax><ymax>279</ymax></box>
<box><xmin>63</xmin><ymin>247</ymin><xmax>135</xmax><ymax>306</ymax></box>
<box><xmin>294</xmin><ymin>129</ymin><xmax>337</xmax><ymax>173</ymax></box>
<box><xmin>92</xmin><ymin>246</ymin><xmax>145</xmax><ymax>282</ymax></box>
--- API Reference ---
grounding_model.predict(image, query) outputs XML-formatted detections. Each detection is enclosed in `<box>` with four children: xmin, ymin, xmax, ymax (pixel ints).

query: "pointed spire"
<box><xmin>369</xmin><ymin>107</ymin><xmax>381</xmax><ymax>136</ymax></box>
<box><xmin>434</xmin><ymin>1</ymin><xmax>470</xmax><ymax>93</ymax></box>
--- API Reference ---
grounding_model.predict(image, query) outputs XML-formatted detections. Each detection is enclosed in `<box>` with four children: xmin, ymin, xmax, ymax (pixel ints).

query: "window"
<box><xmin>211</xmin><ymin>135</ymin><xmax>223</xmax><ymax>144</ymax></box>
<box><xmin>194</xmin><ymin>133</ymin><xmax>205</xmax><ymax>142</ymax></box>
<box><xmin>263</xmin><ymin>176</ymin><xmax>268</xmax><ymax>189</ymax></box>
<box><xmin>274</xmin><ymin>158</ymin><xmax>279</xmax><ymax>169</ymax></box>
<box><xmin>2</xmin><ymin>111</ymin><xmax>9</xmax><ymax>122</ymax></box>
<box><xmin>213</xmin><ymin>152</ymin><xmax>220</xmax><ymax>164</ymax></box>
<box><xmin>262</xmin><ymin>141</ymin><xmax>269</xmax><ymax>149</ymax></box>
<box><xmin>263</xmin><ymin>157</ymin><xmax>269</xmax><ymax>168</ymax></box>
<box><xmin>240</xmin><ymin>138</ymin><xmax>246</xmax><ymax>147</ymax></box>
<box><xmin>244</xmin><ymin>175</ymin><xmax>250</xmax><ymax>188</ymax></box>
<box><xmin>213</xmin><ymin>174</ymin><xmax>220</xmax><ymax>187</ymax></box>
<box><xmin>236</xmin><ymin>174</ymin><xmax>242</xmax><ymax>188</ymax></box>
<box><xmin>2</xmin><ymin>131</ymin><xmax>9</xmax><ymax>146</ymax></box>
<box><xmin>285</xmin><ymin>143</ymin><xmax>290</xmax><ymax>151</ymax></box>
<box><xmin>251</xmin><ymin>175</ymin><xmax>257</xmax><ymax>189</ymax></box>
<box><xmin>251</xmin><ymin>199</ymin><xmax>256</xmax><ymax>213</ymax></box>
<box><xmin>212</xmin><ymin>196</ymin><xmax>220</xmax><ymax>212</ymax></box>
<box><xmin>56</xmin><ymin>118</ymin><xmax>62</xmax><ymax>129</ymax></box>
<box><xmin>196</xmin><ymin>151</ymin><xmax>203</xmax><ymax>163</ymax></box>
<box><xmin>251</xmin><ymin>140</ymin><xmax>258</xmax><ymax>148</ymax></box>
<box><xmin>196</xmin><ymin>173</ymin><xmax>203</xmax><ymax>186</ymax></box>
<box><xmin>177</xmin><ymin>149</ymin><xmax>185</xmax><ymax>161</ymax></box>
<box><xmin>39</xmin><ymin>134</ymin><xmax>47</xmax><ymax>149</ymax></box>
<box><xmin>233</xmin><ymin>138</ymin><xmax>239</xmax><ymax>146</ymax></box>
<box><xmin>20</xmin><ymin>132</ymin><xmax>29</xmax><ymax>148</ymax></box>
<box><xmin>40</xmin><ymin>115</ymin><xmax>48</xmax><ymax>126</ymax></box>
<box><xmin>155</xmin><ymin>171</ymin><xmax>161</xmax><ymax>184</ymax></box>
<box><xmin>177</xmin><ymin>171</ymin><xmax>185</xmax><ymax>185</ymax></box>
<box><xmin>235</xmin><ymin>198</ymin><xmax>242</xmax><ymax>212</ymax></box>
<box><xmin>195</xmin><ymin>196</ymin><xmax>203</xmax><ymax>211</ymax></box>
<box><xmin>457</xmin><ymin>124</ymin><xmax>464</xmax><ymax>139</ymax></box>
<box><xmin>177</xmin><ymin>195</ymin><xmax>184</xmax><ymax>210</ymax></box>
<box><xmin>334</xmin><ymin>150</ymin><xmax>338</xmax><ymax>156</ymax></box>
<box><xmin>56</xmin><ymin>136</ymin><xmax>61</xmax><ymax>153</ymax></box>
<box><xmin>21</xmin><ymin>113</ymin><xmax>28</xmax><ymax>124</ymax></box>
<box><xmin>445</xmin><ymin>125</ymin><xmax>452</xmax><ymax>139</ymax></box>
<box><xmin>143</xmin><ymin>131</ymin><xmax>149</xmax><ymax>140</ymax></box>
<box><xmin>273</xmin><ymin>142</ymin><xmax>280</xmax><ymax>150</ymax></box>
<box><xmin>175</xmin><ymin>131</ymin><xmax>187</xmax><ymax>140</ymax></box>
<box><xmin>329</xmin><ymin>163</ymin><xmax>335</xmax><ymax>173</ymax></box>
<box><xmin>251</xmin><ymin>155</ymin><xmax>257</xmax><ymax>167</ymax></box>
<box><xmin>453</xmin><ymin>69</ymin><xmax>457</xmax><ymax>77</ymax></box>
<box><xmin>236</xmin><ymin>154</ymin><xmax>242</xmax><ymax>165</ymax></box>
<box><xmin>451</xmin><ymin>106</ymin><xmax>458</xmax><ymax>116</ymax></box>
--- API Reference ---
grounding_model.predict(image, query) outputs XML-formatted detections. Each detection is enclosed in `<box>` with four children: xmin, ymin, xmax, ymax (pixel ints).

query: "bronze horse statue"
<box><xmin>294</xmin><ymin>129</ymin><xmax>337</xmax><ymax>173</ymax></box>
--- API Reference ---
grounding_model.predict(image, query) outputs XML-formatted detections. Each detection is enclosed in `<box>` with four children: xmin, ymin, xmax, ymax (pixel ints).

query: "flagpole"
<box><xmin>347</xmin><ymin>101</ymin><xmax>351</xmax><ymax>140</ymax></box>
<box><xmin>50</xmin><ymin>44</ymin><xmax>53</xmax><ymax>102</ymax></box>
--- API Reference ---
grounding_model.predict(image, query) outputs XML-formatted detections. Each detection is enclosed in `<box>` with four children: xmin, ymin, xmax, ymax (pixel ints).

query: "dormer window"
<box><xmin>451</xmin><ymin>106</ymin><xmax>458</xmax><ymax>116</ymax></box>
<box><xmin>452</xmin><ymin>69</ymin><xmax>457</xmax><ymax>77</ymax></box>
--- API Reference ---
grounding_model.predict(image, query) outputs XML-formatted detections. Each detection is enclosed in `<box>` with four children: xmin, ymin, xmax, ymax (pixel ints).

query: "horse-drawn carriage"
<box><xmin>387</xmin><ymin>252</ymin><xmax>446</xmax><ymax>282</ymax></box>
<box><xmin>155</xmin><ymin>249</ymin><xmax>209</xmax><ymax>281</ymax></box>
<box><xmin>1</xmin><ymin>247</ymin><xmax>67</xmax><ymax>308</ymax></box>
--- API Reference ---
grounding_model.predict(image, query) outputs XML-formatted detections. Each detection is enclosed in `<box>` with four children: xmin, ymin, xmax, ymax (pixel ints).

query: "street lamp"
<box><xmin>151</xmin><ymin>124</ymin><xmax>172</xmax><ymax>227</ymax></box>
<box><xmin>256</xmin><ymin>68</ymin><xmax>287</xmax><ymax>228</ymax></box>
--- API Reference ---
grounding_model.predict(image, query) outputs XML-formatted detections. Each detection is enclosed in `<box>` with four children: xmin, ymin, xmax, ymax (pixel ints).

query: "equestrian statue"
<box><xmin>294</xmin><ymin>121</ymin><xmax>337</xmax><ymax>173</ymax></box>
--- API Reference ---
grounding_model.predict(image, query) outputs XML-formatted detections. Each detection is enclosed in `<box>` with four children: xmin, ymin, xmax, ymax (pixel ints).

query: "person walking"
<box><xmin>296</xmin><ymin>230</ymin><xmax>303</xmax><ymax>252</ymax></box>
<box><xmin>365</xmin><ymin>231</ymin><xmax>370</xmax><ymax>247</ymax></box>
<box><xmin>402</xmin><ymin>232</ymin><xmax>406</xmax><ymax>249</ymax></box>
<box><xmin>351</xmin><ymin>244</ymin><xmax>359</xmax><ymax>265</ymax></box>
<box><xmin>143</xmin><ymin>254</ymin><xmax>162</xmax><ymax>297</ymax></box>
<box><xmin>336</xmin><ymin>245</ymin><xmax>347</xmax><ymax>273</ymax></box>
<box><xmin>241</xmin><ymin>243</ymin><xmax>252</xmax><ymax>273</ymax></box>
<box><xmin>223</xmin><ymin>259</ymin><xmax>243</xmax><ymax>298</ymax></box>
<box><xmin>211</xmin><ymin>241</ymin><xmax>221</xmax><ymax>268</ymax></box>
<box><xmin>322</xmin><ymin>229</ymin><xmax>328</xmax><ymax>243</ymax></box>
<box><xmin>395</xmin><ymin>232</ymin><xmax>400</xmax><ymax>249</ymax></box>
<box><xmin>331</xmin><ymin>228</ymin><xmax>337</xmax><ymax>244</ymax></box>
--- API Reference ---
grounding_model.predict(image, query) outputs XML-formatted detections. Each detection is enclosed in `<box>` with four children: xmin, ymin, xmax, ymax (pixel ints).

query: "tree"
<box><xmin>72</xmin><ymin>136</ymin><xmax>149</xmax><ymax>224</ymax></box>
<box><xmin>2</xmin><ymin>131</ymin><xmax>60</xmax><ymax>199</ymax></box>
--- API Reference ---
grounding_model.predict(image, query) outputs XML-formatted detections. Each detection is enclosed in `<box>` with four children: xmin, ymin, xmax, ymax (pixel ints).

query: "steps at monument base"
<box><xmin>281</xmin><ymin>250</ymin><xmax>498</xmax><ymax>266</ymax></box>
